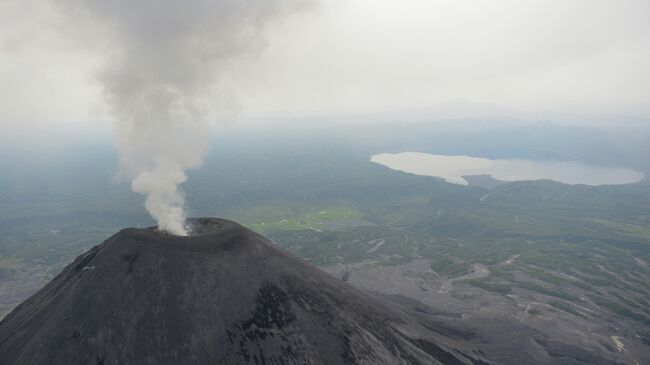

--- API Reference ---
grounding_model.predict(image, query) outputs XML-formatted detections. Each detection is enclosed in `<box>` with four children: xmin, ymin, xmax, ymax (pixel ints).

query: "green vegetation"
<box><xmin>588</xmin><ymin>295</ymin><xmax>650</xmax><ymax>324</ymax></box>
<box><xmin>1</xmin><ymin>130</ymin><xmax>649</xmax><ymax>332</ymax></box>
<box><xmin>468</xmin><ymin>279</ymin><xmax>512</xmax><ymax>294</ymax></box>
<box><xmin>547</xmin><ymin>301</ymin><xmax>587</xmax><ymax>318</ymax></box>
<box><xmin>245</xmin><ymin>206</ymin><xmax>362</xmax><ymax>233</ymax></box>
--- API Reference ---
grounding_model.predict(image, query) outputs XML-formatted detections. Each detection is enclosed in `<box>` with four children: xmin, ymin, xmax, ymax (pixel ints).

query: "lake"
<box><xmin>371</xmin><ymin>152</ymin><xmax>644</xmax><ymax>186</ymax></box>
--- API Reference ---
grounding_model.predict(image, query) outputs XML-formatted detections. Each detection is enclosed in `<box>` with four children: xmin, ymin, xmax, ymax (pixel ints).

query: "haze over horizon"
<box><xmin>1</xmin><ymin>2</ymin><xmax>650</xmax><ymax>362</ymax></box>
<box><xmin>1</xmin><ymin>0</ymin><xmax>650</xmax><ymax>143</ymax></box>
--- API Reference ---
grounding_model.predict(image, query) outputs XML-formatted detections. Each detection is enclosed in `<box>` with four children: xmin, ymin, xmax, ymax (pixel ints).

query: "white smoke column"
<box><xmin>64</xmin><ymin>0</ymin><xmax>314</xmax><ymax>235</ymax></box>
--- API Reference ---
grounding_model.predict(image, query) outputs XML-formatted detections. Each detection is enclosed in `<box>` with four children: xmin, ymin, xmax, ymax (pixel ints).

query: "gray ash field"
<box><xmin>1</xmin><ymin>126</ymin><xmax>650</xmax><ymax>364</ymax></box>
<box><xmin>0</xmin><ymin>218</ymin><xmax>491</xmax><ymax>365</ymax></box>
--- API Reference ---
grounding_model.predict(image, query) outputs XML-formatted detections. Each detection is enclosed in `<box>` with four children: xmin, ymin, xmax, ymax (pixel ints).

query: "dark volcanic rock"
<box><xmin>0</xmin><ymin>218</ymin><xmax>486</xmax><ymax>365</ymax></box>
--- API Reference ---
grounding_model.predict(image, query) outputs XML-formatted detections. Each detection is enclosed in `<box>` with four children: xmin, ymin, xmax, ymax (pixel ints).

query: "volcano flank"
<box><xmin>0</xmin><ymin>218</ymin><xmax>489</xmax><ymax>364</ymax></box>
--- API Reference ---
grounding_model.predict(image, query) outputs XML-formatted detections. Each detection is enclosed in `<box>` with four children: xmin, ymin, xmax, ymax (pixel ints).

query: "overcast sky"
<box><xmin>1</xmin><ymin>0</ymin><xmax>649</xmax><ymax>140</ymax></box>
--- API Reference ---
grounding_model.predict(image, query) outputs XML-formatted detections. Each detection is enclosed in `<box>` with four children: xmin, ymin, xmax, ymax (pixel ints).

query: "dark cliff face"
<box><xmin>0</xmin><ymin>218</ymin><xmax>486</xmax><ymax>365</ymax></box>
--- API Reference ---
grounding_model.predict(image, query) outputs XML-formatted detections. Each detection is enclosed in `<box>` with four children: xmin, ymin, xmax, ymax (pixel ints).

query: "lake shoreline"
<box><xmin>371</xmin><ymin>152</ymin><xmax>645</xmax><ymax>186</ymax></box>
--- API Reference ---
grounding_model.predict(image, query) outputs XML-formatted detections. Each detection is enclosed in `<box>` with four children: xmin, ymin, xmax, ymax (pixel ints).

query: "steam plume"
<box><xmin>65</xmin><ymin>0</ymin><xmax>313</xmax><ymax>235</ymax></box>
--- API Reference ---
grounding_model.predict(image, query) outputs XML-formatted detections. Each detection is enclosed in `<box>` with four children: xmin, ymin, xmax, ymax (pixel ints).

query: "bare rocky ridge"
<box><xmin>0</xmin><ymin>218</ymin><xmax>490</xmax><ymax>365</ymax></box>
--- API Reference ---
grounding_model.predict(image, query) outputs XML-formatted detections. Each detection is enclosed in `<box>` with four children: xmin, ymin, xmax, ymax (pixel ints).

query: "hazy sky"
<box><xmin>1</xmin><ymin>0</ymin><xmax>649</xmax><ymax>139</ymax></box>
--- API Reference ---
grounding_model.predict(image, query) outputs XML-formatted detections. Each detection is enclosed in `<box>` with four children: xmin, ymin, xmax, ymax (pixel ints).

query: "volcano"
<box><xmin>0</xmin><ymin>218</ymin><xmax>489</xmax><ymax>364</ymax></box>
